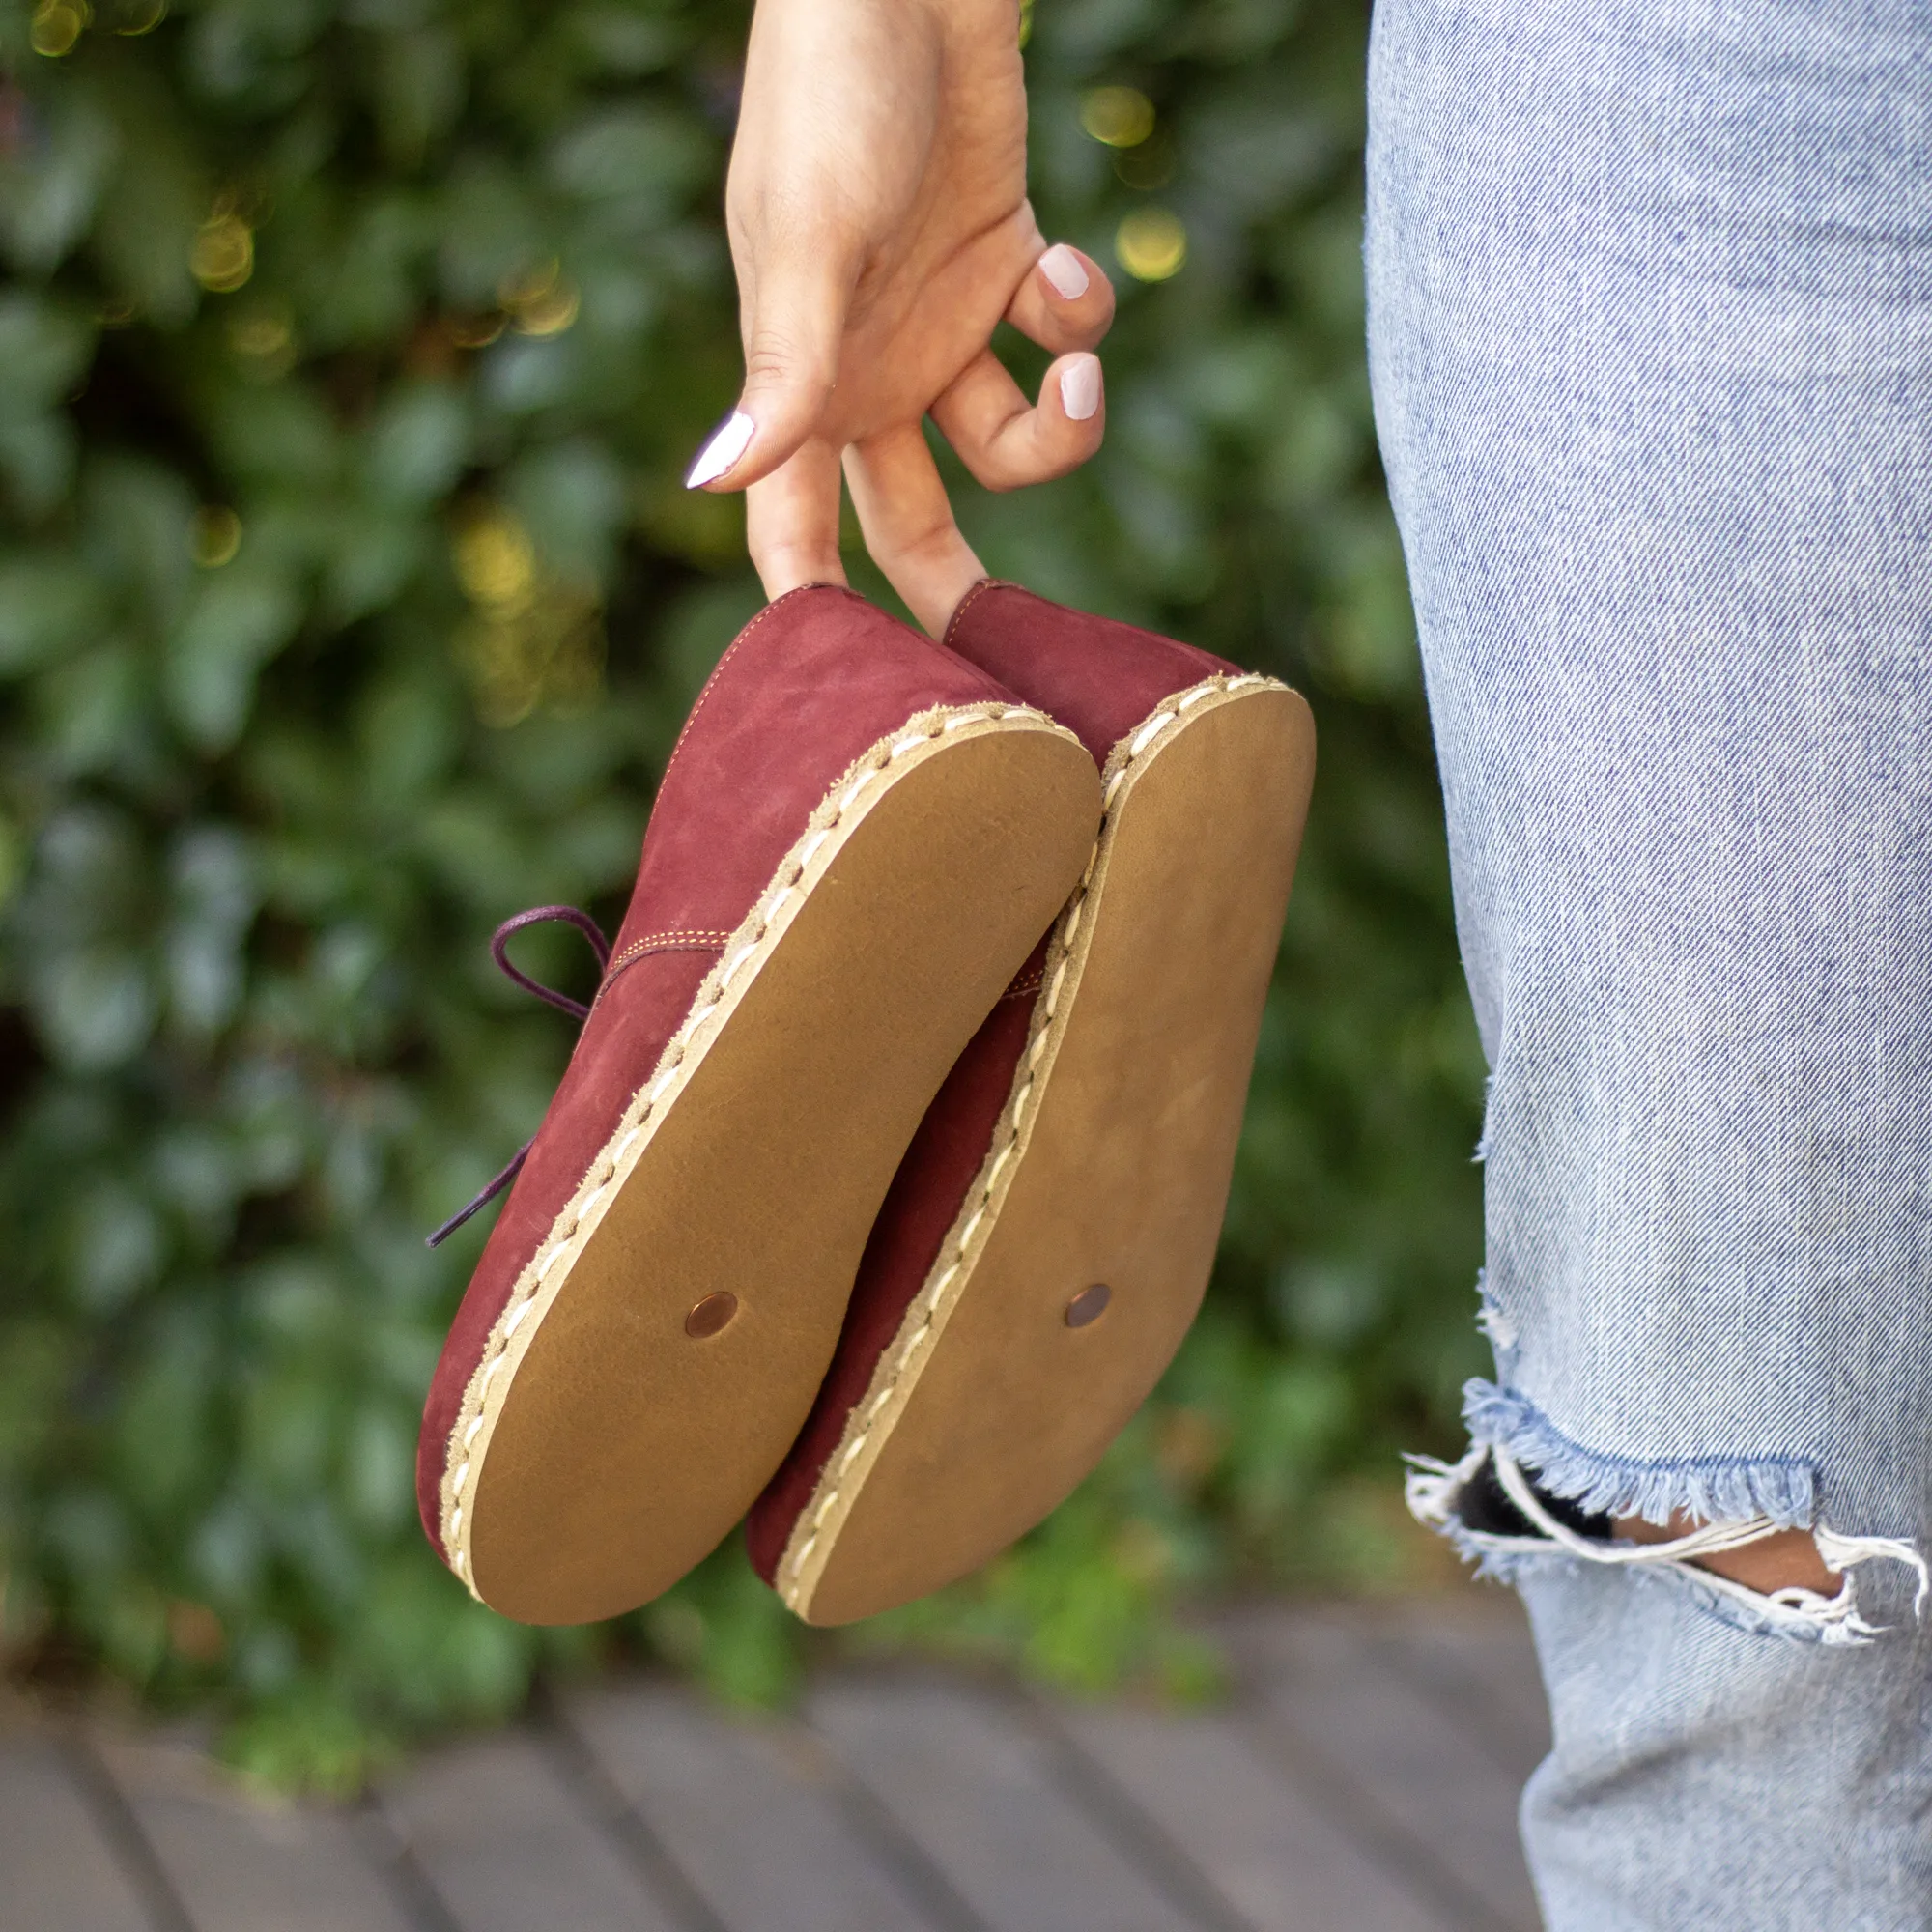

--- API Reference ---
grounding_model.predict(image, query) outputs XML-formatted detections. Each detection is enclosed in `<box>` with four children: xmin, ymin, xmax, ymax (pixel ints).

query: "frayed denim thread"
<box><xmin>1406</xmin><ymin>1444</ymin><xmax>1926</xmax><ymax>1649</ymax></box>
<box><xmin>1463</xmin><ymin>1380</ymin><xmax>1818</xmax><ymax>1529</ymax></box>
<box><xmin>1473</xmin><ymin>1271</ymin><xmax>1518</xmax><ymax>1355</ymax></box>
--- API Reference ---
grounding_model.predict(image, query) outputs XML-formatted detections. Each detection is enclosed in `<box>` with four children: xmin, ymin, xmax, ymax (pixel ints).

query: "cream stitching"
<box><xmin>439</xmin><ymin>696</ymin><xmax>1075</xmax><ymax>1590</ymax></box>
<box><xmin>614</xmin><ymin>929</ymin><xmax>732</xmax><ymax>953</ymax></box>
<box><xmin>592</xmin><ymin>932</ymin><xmax>730</xmax><ymax>1002</ymax></box>
<box><xmin>940</xmin><ymin>576</ymin><xmax>1002</xmax><ymax>652</ymax></box>
<box><xmin>778</xmin><ymin>671</ymin><xmax>1278</xmax><ymax>1612</ymax></box>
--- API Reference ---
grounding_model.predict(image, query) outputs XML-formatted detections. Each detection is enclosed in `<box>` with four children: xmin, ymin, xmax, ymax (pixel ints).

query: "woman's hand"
<box><xmin>696</xmin><ymin>0</ymin><xmax>1115</xmax><ymax>635</ymax></box>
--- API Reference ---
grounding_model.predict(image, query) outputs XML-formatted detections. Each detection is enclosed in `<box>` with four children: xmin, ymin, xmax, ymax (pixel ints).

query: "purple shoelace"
<box><xmin>425</xmin><ymin>905</ymin><xmax>611</xmax><ymax>1248</ymax></box>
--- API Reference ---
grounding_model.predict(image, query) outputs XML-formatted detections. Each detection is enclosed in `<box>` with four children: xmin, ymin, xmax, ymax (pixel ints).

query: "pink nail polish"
<box><xmin>685</xmin><ymin>411</ymin><xmax>754</xmax><ymax>489</ymax></box>
<box><xmin>1038</xmin><ymin>244</ymin><xmax>1091</xmax><ymax>302</ymax></box>
<box><xmin>1060</xmin><ymin>356</ymin><xmax>1101</xmax><ymax>422</ymax></box>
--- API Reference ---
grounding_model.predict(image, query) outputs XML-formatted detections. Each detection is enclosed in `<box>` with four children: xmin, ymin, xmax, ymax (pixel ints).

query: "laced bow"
<box><xmin>426</xmin><ymin>905</ymin><xmax>611</xmax><ymax>1248</ymax></box>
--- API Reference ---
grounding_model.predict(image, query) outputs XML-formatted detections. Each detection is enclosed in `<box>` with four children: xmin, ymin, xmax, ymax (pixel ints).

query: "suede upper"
<box><xmin>746</xmin><ymin>582</ymin><xmax>1241</xmax><ymax>1580</ymax></box>
<box><xmin>943</xmin><ymin>581</ymin><xmax>1239</xmax><ymax>764</ymax></box>
<box><xmin>417</xmin><ymin>586</ymin><xmax>1030</xmax><ymax>1555</ymax></box>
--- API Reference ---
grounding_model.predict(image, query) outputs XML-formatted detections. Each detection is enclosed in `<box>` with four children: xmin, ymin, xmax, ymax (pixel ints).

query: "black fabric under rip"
<box><xmin>1457</xmin><ymin>1450</ymin><xmax>1616</xmax><ymax>1543</ymax></box>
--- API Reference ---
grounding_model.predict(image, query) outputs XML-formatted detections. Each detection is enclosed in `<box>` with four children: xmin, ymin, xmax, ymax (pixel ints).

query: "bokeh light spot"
<box><xmin>1081</xmin><ymin>86</ymin><xmax>1156</xmax><ymax>149</ymax></box>
<box><xmin>228</xmin><ymin>304</ymin><xmax>295</xmax><ymax>375</ymax></box>
<box><xmin>1116</xmin><ymin>207</ymin><xmax>1187</xmax><ymax>282</ymax></box>
<box><xmin>453</xmin><ymin>511</ymin><xmax>537</xmax><ymax>613</ymax></box>
<box><xmin>513</xmin><ymin>284</ymin><xmax>581</xmax><ymax>338</ymax></box>
<box><xmin>446</xmin><ymin>314</ymin><xmax>507</xmax><ymax>351</ymax></box>
<box><xmin>192</xmin><ymin>212</ymin><xmax>254</xmax><ymax>293</ymax></box>
<box><xmin>190</xmin><ymin>507</ymin><xmax>242</xmax><ymax>568</ymax></box>
<box><xmin>497</xmin><ymin>260</ymin><xmax>581</xmax><ymax>339</ymax></box>
<box><xmin>30</xmin><ymin>0</ymin><xmax>89</xmax><ymax>56</ymax></box>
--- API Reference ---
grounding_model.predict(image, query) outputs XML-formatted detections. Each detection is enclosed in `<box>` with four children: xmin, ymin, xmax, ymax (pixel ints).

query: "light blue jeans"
<box><xmin>1366</xmin><ymin>1</ymin><xmax>1932</xmax><ymax>1922</ymax></box>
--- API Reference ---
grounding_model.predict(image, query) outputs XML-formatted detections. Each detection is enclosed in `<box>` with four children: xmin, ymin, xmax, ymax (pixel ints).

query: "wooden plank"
<box><xmin>1371</xmin><ymin>1600</ymin><xmax>1551</xmax><ymax>1785</ymax></box>
<box><xmin>1051</xmin><ymin>1699</ymin><xmax>1455</xmax><ymax>1932</ymax></box>
<box><xmin>0</xmin><ymin>1732</ymin><xmax>157</xmax><ymax>1932</ymax></box>
<box><xmin>565</xmin><ymin>1681</ymin><xmax>945</xmax><ymax>1932</ymax></box>
<box><xmin>1229</xmin><ymin>1609</ymin><xmax>1539</xmax><ymax>1932</ymax></box>
<box><xmin>99</xmin><ymin>1738</ymin><xmax>413</xmax><ymax>1932</ymax></box>
<box><xmin>382</xmin><ymin>1729</ymin><xmax>685</xmax><ymax>1932</ymax></box>
<box><xmin>808</xmin><ymin>1673</ymin><xmax>1199</xmax><ymax>1932</ymax></box>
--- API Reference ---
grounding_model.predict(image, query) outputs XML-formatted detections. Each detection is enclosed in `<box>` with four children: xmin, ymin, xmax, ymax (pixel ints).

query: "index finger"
<box><xmin>746</xmin><ymin>439</ymin><xmax>849</xmax><ymax>601</ymax></box>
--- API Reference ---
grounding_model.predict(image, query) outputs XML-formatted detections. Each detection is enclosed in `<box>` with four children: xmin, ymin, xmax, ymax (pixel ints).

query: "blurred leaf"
<box><xmin>371</xmin><ymin>26</ymin><xmax>467</xmax><ymax>169</ymax></box>
<box><xmin>82</xmin><ymin>455</ymin><xmax>197</xmax><ymax>623</ymax></box>
<box><xmin>363</xmin><ymin>382</ymin><xmax>470</xmax><ymax>505</ymax></box>
<box><xmin>31</xmin><ymin>947</ymin><xmax>157</xmax><ymax>1068</ymax></box>
<box><xmin>164</xmin><ymin>566</ymin><xmax>304</xmax><ymax>751</ymax></box>
<box><xmin>85</xmin><ymin>71</ymin><xmax>205</xmax><ymax>323</ymax></box>
<box><xmin>0</xmin><ymin>292</ymin><xmax>94</xmax><ymax>411</ymax></box>
<box><xmin>0</xmin><ymin>555</ymin><xmax>109</xmax><ymax>675</ymax></box>
<box><xmin>64</xmin><ymin>1179</ymin><xmax>165</xmax><ymax>1312</ymax></box>
<box><xmin>547</xmin><ymin>102</ymin><xmax>710</xmax><ymax>222</ymax></box>
<box><xmin>0</xmin><ymin>85</ymin><xmax>120</xmax><ymax>273</ymax></box>
<box><xmin>505</xmin><ymin>438</ymin><xmax>626</xmax><ymax>589</ymax></box>
<box><xmin>167</xmin><ymin>824</ymin><xmax>260</xmax><ymax>1032</ymax></box>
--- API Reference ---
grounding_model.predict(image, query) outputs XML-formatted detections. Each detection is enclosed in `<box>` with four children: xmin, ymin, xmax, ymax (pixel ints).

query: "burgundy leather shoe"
<box><xmin>747</xmin><ymin>582</ymin><xmax>1316</xmax><ymax>1624</ymax></box>
<box><xmin>418</xmin><ymin>586</ymin><xmax>1100</xmax><ymax>1624</ymax></box>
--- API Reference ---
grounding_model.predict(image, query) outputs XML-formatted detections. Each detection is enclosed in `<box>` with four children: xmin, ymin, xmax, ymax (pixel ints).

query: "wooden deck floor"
<box><xmin>1</xmin><ymin>1595</ymin><xmax>1548</xmax><ymax>1932</ymax></box>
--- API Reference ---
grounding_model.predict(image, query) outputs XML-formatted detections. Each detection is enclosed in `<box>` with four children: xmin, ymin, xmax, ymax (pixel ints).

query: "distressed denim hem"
<box><xmin>1407</xmin><ymin>1437</ymin><xmax>1929</xmax><ymax>1649</ymax></box>
<box><xmin>1463</xmin><ymin>1378</ymin><xmax>1818</xmax><ymax>1528</ymax></box>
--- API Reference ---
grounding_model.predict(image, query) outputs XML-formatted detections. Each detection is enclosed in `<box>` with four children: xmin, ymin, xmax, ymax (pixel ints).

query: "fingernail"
<box><xmin>1059</xmin><ymin>355</ymin><xmax>1101</xmax><ymax>422</ymax></box>
<box><xmin>685</xmin><ymin>410</ymin><xmax>754</xmax><ymax>489</ymax></box>
<box><xmin>1037</xmin><ymin>243</ymin><xmax>1090</xmax><ymax>301</ymax></box>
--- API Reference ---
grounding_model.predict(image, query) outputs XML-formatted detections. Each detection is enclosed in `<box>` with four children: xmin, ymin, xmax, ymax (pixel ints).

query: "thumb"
<box><xmin>686</xmin><ymin>247</ymin><xmax>850</xmax><ymax>494</ymax></box>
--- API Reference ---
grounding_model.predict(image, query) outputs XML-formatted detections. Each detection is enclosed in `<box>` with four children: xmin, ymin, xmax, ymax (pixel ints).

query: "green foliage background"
<box><xmin>0</xmin><ymin>0</ymin><xmax>1485</xmax><ymax>1785</ymax></box>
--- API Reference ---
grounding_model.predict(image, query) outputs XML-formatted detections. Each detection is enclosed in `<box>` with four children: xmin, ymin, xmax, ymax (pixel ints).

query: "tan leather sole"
<box><xmin>776</xmin><ymin>678</ymin><xmax>1316</xmax><ymax>1625</ymax></box>
<box><xmin>451</xmin><ymin>707</ymin><xmax>1100</xmax><ymax>1624</ymax></box>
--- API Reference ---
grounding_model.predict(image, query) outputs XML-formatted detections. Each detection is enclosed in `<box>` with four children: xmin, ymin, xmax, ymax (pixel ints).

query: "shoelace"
<box><xmin>426</xmin><ymin>905</ymin><xmax>611</xmax><ymax>1248</ymax></box>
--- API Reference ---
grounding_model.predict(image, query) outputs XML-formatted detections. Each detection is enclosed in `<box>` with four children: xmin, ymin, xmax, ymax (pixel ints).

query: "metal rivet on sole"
<box><xmin>685</xmin><ymin>1293</ymin><xmax>739</xmax><ymax>1339</ymax></box>
<box><xmin>1065</xmin><ymin>1283</ymin><xmax>1112</xmax><ymax>1328</ymax></box>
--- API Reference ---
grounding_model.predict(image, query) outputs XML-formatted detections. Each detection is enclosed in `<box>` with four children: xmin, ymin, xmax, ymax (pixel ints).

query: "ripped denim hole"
<box><xmin>1407</xmin><ymin>1441</ymin><xmax>1930</xmax><ymax>1647</ymax></box>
